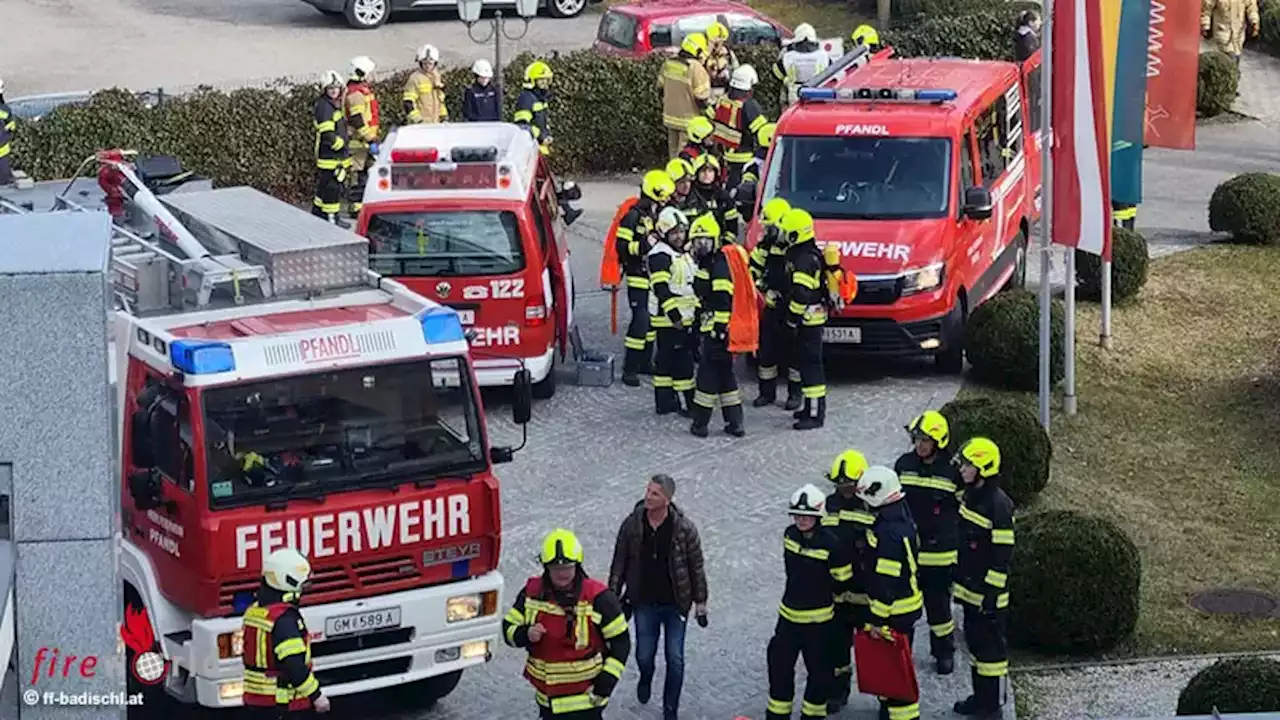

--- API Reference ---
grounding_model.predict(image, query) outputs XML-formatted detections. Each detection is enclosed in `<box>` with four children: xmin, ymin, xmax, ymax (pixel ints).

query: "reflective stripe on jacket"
<box><xmin>0</xmin><ymin>103</ymin><xmax>14</xmax><ymax>159</ymax></box>
<box><xmin>648</xmin><ymin>243</ymin><xmax>699</xmax><ymax>327</ymax></box>
<box><xmin>659</xmin><ymin>56</ymin><xmax>711</xmax><ymax>130</ymax></box>
<box><xmin>241</xmin><ymin>601</ymin><xmax>320</xmax><ymax>710</ymax></box>
<box><xmin>403</xmin><ymin>69</ymin><xmax>448</xmax><ymax>123</ymax></box>
<box><xmin>344</xmin><ymin>83</ymin><xmax>380</xmax><ymax>146</ymax></box>
<box><xmin>313</xmin><ymin>96</ymin><xmax>349</xmax><ymax>171</ymax></box>
<box><xmin>865</xmin><ymin>501</ymin><xmax>924</xmax><ymax>630</ymax></box>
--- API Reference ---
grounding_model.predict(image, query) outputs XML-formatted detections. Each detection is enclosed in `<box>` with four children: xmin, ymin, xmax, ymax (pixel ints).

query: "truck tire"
<box><xmin>344</xmin><ymin>0</ymin><xmax>389</xmax><ymax>29</ymax></box>
<box><xmin>389</xmin><ymin>669</ymin><xmax>464</xmax><ymax>709</ymax></box>
<box><xmin>1000</xmin><ymin>231</ymin><xmax>1028</xmax><ymax>292</ymax></box>
<box><xmin>533</xmin><ymin>352</ymin><xmax>558</xmax><ymax>399</ymax></box>
<box><xmin>935</xmin><ymin>295</ymin><xmax>966</xmax><ymax>374</ymax></box>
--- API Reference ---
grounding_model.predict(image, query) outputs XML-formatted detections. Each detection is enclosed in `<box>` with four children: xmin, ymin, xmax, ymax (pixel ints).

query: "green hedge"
<box><xmin>884</xmin><ymin>5</ymin><xmax>1034</xmax><ymax>61</ymax></box>
<box><xmin>965</xmin><ymin>289</ymin><xmax>1065</xmax><ymax>392</ymax></box>
<box><xmin>1010</xmin><ymin>510</ymin><xmax>1142</xmax><ymax>655</ymax></box>
<box><xmin>939</xmin><ymin>395</ymin><xmax>1051</xmax><ymax>506</ymax></box>
<box><xmin>1177</xmin><ymin>658</ymin><xmax>1280</xmax><ymax>714</ymax></box>
<box><xmin>1262</xmin><ymin>1</ymin><xmax>1280</xmax><ymax>56</ymax></box>
<box><xmin>1208</xmin><ymin>172</ymin><xmax>1280</xmax><ymax>245</ymax></box>
<box><xmin>1197</xmin><ymin>50</ymin><xmax>1239</xmax><ymax>118</ymax></box>
<box><xmin>1075</xmin><ymin>226</ymin><xmax>1150</xmax><ymax>303</ymax></box>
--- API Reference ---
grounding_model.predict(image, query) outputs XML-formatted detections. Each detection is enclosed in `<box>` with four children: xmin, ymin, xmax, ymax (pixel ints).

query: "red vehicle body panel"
<box><xmin>593</xmin><ymin>0</ymin><xmax>792</xmax><ymax>58</ymax></box>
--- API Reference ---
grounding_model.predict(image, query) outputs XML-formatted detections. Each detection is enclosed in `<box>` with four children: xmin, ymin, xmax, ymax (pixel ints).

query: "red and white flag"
<box><xmin>1052</xmin><ymin>0</ymin><xmax>1113</xmax><ymax>259</ymax></box>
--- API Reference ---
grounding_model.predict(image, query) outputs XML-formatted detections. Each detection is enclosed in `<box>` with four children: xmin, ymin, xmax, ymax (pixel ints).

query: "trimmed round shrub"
<box><xmin>1075</xmin><ymin>226</ymin><xmax>1150</xmax><ymax>303</ymax></box>
<box><xmin>1197</xmin><ymin>50</ymin><xmax>1239</xmax><ymax>118</ymax></box>
<box><xmin>940</xmin><ymin>395</ymin><xmax>1051</xmax><ymax>506</ymax></box>
<box><xmin>964</xmin><ymin>288</ymin><xmax>1064</xmax><ymax>392</ymax></box>
<box><xmin>1261</xmin><ymin>2</ymin><xmax>1280</xmax><ymax>56</ymax></box>
<box><xmin>1177</xmin><ymin>658</ymin><xmax>1280</xmax><ymax>714</ymax></box>
<box><xmin>1209</xmin><ymin>172</ymin><xmax>1280</xmax><ymax>245</ymax></box>
<box><xmin>1009</xmin><ymin>510</ymin><xmax>1142</xmax><ymax>655</ymax></box>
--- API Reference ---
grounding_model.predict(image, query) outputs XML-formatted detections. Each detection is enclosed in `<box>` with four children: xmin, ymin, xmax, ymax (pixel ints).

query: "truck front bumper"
<box><xmin>300</xmin><ymin>0</ymin><xmax>346</xmax><ymax>12</ymax></box>
<box><xmin>472</xmin><ymin>345</ymin><xmax>554</xmax><ymax>386</ymax></box>
<box><xmin>180</xmin><ymin>571</ymin><xmax>505</xmax><ymax>707</ymax></box>
<box><xmin>821</xmin><ymin>314</ymin><xmax>953</xmax><ymax>357</ymax></box>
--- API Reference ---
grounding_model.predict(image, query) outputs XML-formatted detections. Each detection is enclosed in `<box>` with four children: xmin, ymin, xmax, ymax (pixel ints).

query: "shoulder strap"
<box><xmin>600</xmin><ymin>196</ymin><xmax>639</xmax><ymax>287</ymax></box>
<box><xmin>722</xmin><ymin>245</ymin><xmax>759</xmax><ymax>353</ymax></box>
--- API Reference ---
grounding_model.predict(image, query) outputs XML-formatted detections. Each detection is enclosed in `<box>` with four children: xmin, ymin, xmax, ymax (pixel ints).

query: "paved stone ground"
<box><xmin>0</xmin><ymin>0</ymin><xmax>604</xmax><ymax>96</ymax></box>
<box><xmin>1233</xmin><ymin>49</ymin><xmax>1280</xmax><ymax>125</ymax></box>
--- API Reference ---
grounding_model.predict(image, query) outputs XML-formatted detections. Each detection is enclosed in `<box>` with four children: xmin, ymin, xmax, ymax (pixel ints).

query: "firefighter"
<box><xmin>659</xmin><ymin>32</ymin><xmax>713</xmax><ymax>158</ymax></box>
<box><xmin>1202</xmin><ymin>0</ymin><xmax>1259</xmax><ymax>64</ymax></box>
<box><xmin>705</xmin><ymin>20</ymin><xmax>739</xmax><ymax>101</ymax></box>
<box><xmin>894</xmin><ymin>410</ymin><xmax>960</xmax><ymax>675</ymax></box>
<box><xmin>766</xmin><ymin>484</ymin><xmax>853</xmax><ymax>720</ymax></box>
<box><xmin>666</xmin><ymin>157</ymin><xmax>696</xmax><ymax>212</ymax></box>
<box><xmin>0</xmin><ymin>75</ymin><xmax>14</xmax><ymax>186</ymax></box>
<box><xmin>678</xmin><ymin>116</ymin><xmax>720</xmax><ymax>167</ymax></box>
<box><xmin>773</xmin><ymin>23</ymin><xmax>830</xmax><ymax>106</ymax></box>
<box><xmin>648</xmin><ymin>206</ymin><xmax>699</xmax><ymax>416</ymax></box>
<box><xmin>688</xmin><ymin>213</ymin><xmax>743</xmax><ymax>438</ymax></box>
<box><xmin>851</xmin><ymin>24</ymin><xmax>882</xmax><ymax>53</ymax></box>
<box><xmin>241</xmin><ymin>548</ymin><xmax>330</xmax><ymax>716</ymax></box>
<box><xmin>740</xmin><ymin>121</ymin><xmax>775</xmax><ymax>188</ymax></box>
<box><xmin>312</xmin><ymin>70</ymin><xmax>350</xmax><ymax>225</ymax></box>
<box><xmin>344</xmin><ymin>56</ymin><xmax>380</xmax><ymax>219</ymax></box>
<box><xmin>854</xmin><ymin>465</ymin><xmax>923</xmax><ymax>720</ymax></box>
<box><xmin>780</xmin><ymin>208</ymin><xmax>827</xmax><ymax>430</ymax></box>
<box><xmin>687</xmin><ymin>154</ymin><xmax>740</xmax><ymax>243</ymax></box>
<box><xmin>618</xmin><ymin>170</ymin><xmax>676</xmax><ymax>386</ymax></box>
<box><xmin>951</xmin><ymin>438</ymin><xmax>1015</xmax><ymax>720</ymax></box>
<box><xmin>750</xmin><ymin>198</ymin><xmax>801</xmax><ymax>411</ymax></box>
<box><xmin>821</xmin><ymin>450</ymin><xmax>876</xmax><ymax>713</ymax></box>
<box><xmin>503</xmin><ymin>529</ymin><xmax>631</xmax><ymax>720</ymax></box>
<box><xmin>515</xmin><ymin>61</ymin><xmax>555</xmax><ymax>155</ymax></box>
<box><xmin>403</xmin><ymin>44</ymin><xmax>449</xmax><ymax>124</ymax></box>
<box><xmin>708</xmin><ymin>64</ymin><xmax>767</xmax><ymax>191</ymax></box>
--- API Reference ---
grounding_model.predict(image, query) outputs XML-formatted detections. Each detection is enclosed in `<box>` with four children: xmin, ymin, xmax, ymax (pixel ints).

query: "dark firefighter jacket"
<box><xmin>866</xmin><ymin>500</ymin><xmax>924</xmax><ymax>631</ymax></box>
<box><xmin>955</xmin><ymin>478</ymin><xmax>1016</xmax><ymax>614</ymax></box>
<box><xmin>749</xmin><ymin>228</ymin><xmax>790</xmax><ymax>307</ymax></box>
<box><xmin>895</xmin><ymin>448</ymin><xmax>960</xmax><ymax>566</ymax></box>
<box><xmin>514</xmin><ymin>86</ymin><xmax>551</xmax><ymax>144</ymax></box>
<box><xmin>615</xmin><ymin>197</ymin><xmax>660</xmax><ymax>287</ymax></box>
<box><xmin>694</xmin><ymin>248</ymin><xmax>733</xmax><ymax>337</ymax></box>
<box><xmin>463</xmin><ymin>82</ymin><xmax>501</xmax><ymax>122</ymax></box>
<box><xmin>241</xmin><ymin>585</ymin><xmax>322</xmax><ymax>709</ymax></box>
<box><xmin>822</xmin><ymin>490</ymin><xmax>876</xmax><ymax>606</ymax></box>
<box><xmin>785</xmin><ymin>237</ymin><xmax>826</xmax><ymax>327</ymax></box>
<box><xmin>688</xmin><ymin>184</ymin><xmax>741</xmax><ymax>240</ymax></box>
<box><xmin>778</xmin><ymin>524</ymin><xmax>854</xmax><ymax>624</ymax></box>
<box><xmin>313</xmin><ymin>95</ymin><xmax>349</xmax><ymax>171</ymax></box>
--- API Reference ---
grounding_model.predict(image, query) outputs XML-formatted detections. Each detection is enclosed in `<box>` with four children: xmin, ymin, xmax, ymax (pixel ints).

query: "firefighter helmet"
<box><xmin>730</xmin><ymin>64</ymin><xmax>759</xmax><ymax>91</ymax></box>
<box><xmin>320</xmin><ymin>70</ymin><xmax>344</xmax><ymax>89</ymax></box>
<box><xmin>956</xmin><ymin>437</ymin><xmax>1001</xmax><ymax>478</ymax></box>
<box><xmin>852</xmin><ymin>24</ymin><xmax>881</xmax><ymax>47</ymax></box>
<box><xmin>855</xmin><ymin>465</ymin><xmax>903</xmax><ymax>508</ymax></box>
<box><xmin>472</xmin><ymin>59</ymin><xmax>494</xmax><ymax>78</ymax></box>
<box><xmin>642</xmin><ymin>169</ymin><xmax>677</xmax><ymax>203</ymax></box>
<box><xmin>689</xmin><ymin>213</ymin><xmax>721</xmax><ymax>241</ymax></box>
<box><xmin>539</xmin><ymin>528</ymin><xmax>585</xmax><ymax>565</ymax></box>
<box><xmin>415</xmin><ymin>44</ymin><xmax>440</xmax><ymax>63</ymax></box>
<box><xmin>779</xmin><ymin>208</ymin><xmax>815</xmax><ymax>242</ymax></box>
<box><xmin>707</xmin><ymin>21</ymin><xmax>730</xmax><ymax>42</ymax></box>
<box><xmin>692</xmin><ymin>152</ymin><xmax>720</xmax><ymax>175</ymax></box>
<box><xmin>349</xmin><ymin>56</ymin><xmax>376</xmax><ymax>80</ymax></box>
<box><xmin>908</xmin><ymin>410</ymin><xmax>950</xmax><ymax>449</ymax></box>
<box><xmin>666</xmin><ymin>157</ymin><xmax>694</xmax><ymax>183</ymax></box>
<box><xmin>686</xmin><ymin>116</ymin><xmax>715</xmax><ymax>143</ymax></box>
<box><xmin>794</xmin><ymin>23</ymin><xmax>818</xmax><ymax>44</ymax></box>
<box><xmin>756</xmin><ymin>122</ymin><xmax>776</xmax><ymax>149</ymax></box>
<box><xmin>789</xmin><ymin>484</ymin><xmax>826</xmax><ymax>516</ymax></box>
<box><xmin>681</xmin><ymin>32</ymin><xmax>710</xmax><ymax>58</ymax></box>
<box><xmin>263</xmin><ymin>548</ymin><xmax>312</xmax><ymax>594</ymax></box>
<box><xmin>761</xmin><ymin>198</ymin><xmax>792</xmax><ymax>227</ymax></box>
<box><xmin>827</xmin><ymin>449</ymin><xmax>869</xmax><ymax>486</ymax></box>
<box><xmin>656</xmin><ymin>206</ymin><xmax>690</xmax><ymax>236</ymax></box>
<box><xmin>525</xmin><ymin>60</ymin><xmax>554</xmax><ymax>84</ymax></box>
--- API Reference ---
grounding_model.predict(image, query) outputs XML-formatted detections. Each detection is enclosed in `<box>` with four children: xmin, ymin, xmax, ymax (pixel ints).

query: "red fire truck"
<box><xmin>0</xmin><ymin>152</ymin><xmax>531</xmax><ymax>709</ymax></box>
<box><xmin>751</xmin><ymin>51</ymin><xmax>1044</xmax><ymax>371</ymax></box>
<box><xmin>356</xmin><ymin>123</ymin><xmax>583</xmax><ymax>400</ymax></box>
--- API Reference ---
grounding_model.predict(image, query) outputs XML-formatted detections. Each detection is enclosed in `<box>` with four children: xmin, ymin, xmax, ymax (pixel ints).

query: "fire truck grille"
<box><xmin>850</xmin><ymin>277</ymin><xmax>901</xmax><ymax>305</ymax></box>
<box><xmin>312</xmin><ymin>627</ymin><xmax>414</xmax><ymax>658</ymax></box>
<box><xmin>315</xmin><ymin>656</ymin><xmax>412</xmax><ymax>686</ymax></box>
<box><xmin>218</xmin><ymin>555</ymin><xmax>419</xmax><ymax>613</ymax></box>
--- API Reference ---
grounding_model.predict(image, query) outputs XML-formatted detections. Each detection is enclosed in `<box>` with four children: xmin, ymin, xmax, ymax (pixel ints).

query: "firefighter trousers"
<box><xmin>538</xmin><ymin>707</ymin><xmax>603</xmax><ymax>720</ymax></box>
<box><xmin>691</xmin><ymin>336</ymin><xmax>743</xmax><ymax>431</ymax></box>
<box><xmin>312</xmin><ymin>166</ymin><xmax>345</xmax><ymax>221</ymax></box>
<box><xmin>920</xmin><ymin>564</ymin><xmax>956</xmax><ymax>659</ymax></box>
<box><xmin>666</xmin><ymin>128</ymin><xmax>687</xmax><ymax>158</ymax></box>
<box><xmin>766</xmin><ymin>618</ymin><xmax>833</xmax><ymax>720</ymax></box>
<box><xmin>623</xmin><ymin>284</ymin><xmax>655</xmax><ymax>375</ymax></box>
<box><xmin>829</xmin><ymin>602</ymin><xmax>870</xmax><ymax>703</ymax></box>
<box><xmin>794</xmin><ymin>323</ymin><xmax>827</xmax><ymax>425</ymax></box>
<box><xmin>756</xmin><ymin>306</ymin><xmax>799</xmax><ymax>402</ymax></box>
<box><xmin>963</xmin><ymin>606</ymin><xmax>1008</xmax><ymax>711</ymax></box>
<box><xmin>654</xmin><ymin>326</ymin><xmax>695</xmax><ymax>414</ymax></box>
<box><xmin>0</xmin><ymin>156</ymin><xmax>13</xmax><ymax>186</ymax></box>
<box><xmin>346</xmin><ymin>144</ymin><xmax>371</xmax><ymax>217</ymax></box>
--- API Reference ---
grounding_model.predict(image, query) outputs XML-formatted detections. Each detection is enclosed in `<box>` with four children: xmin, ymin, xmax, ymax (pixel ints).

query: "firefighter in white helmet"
<box><xmin>765</xmin><ymin>484</ymin><xmax>852</xmax><ymax>720</ymax></box>
<box><xmin>0</xmin><ymin>75</ymin><xmax>14</xmax><ymax>185</ymax></box>
<box><xmin>648</xmin><ymin>206</ymin><xmax>699</xmax><ymax>416</ymax></box>
<box><xmin>773</xmin><ymin>23</ymin><xmax>830</xmax><ymax>106</ymax></box>
<box><xmin>404</xmin><ymin>44</ymin><xmax>448</xmax><ymax>124</ymax></box>
<box><xmin>344</xmin><ymin>56</ymin><xmax>380</xmax><ymax>218</ymax></box>
<box><xmin>855</xmin><ymin>466</ymin><xmax>924</xmax><ymax>720</ymax></box>
<box><xmin>463</xmin><ymin>59</ymin><xmax>500</xmax><ymax>122</ymax></box>
<box><xmin>707</xmin><ymin>64</ymin><xmax>767</xmax><ymax>191</ymax></box>
<box><xmin>241</xmin><ymin>548</ymin><xmax>330</xmax><ymax>716</ymax></box>
<box><xmin>312</xmin><ymin>70</ymin><xmax>350</xmax><ymax>225</ymax></box>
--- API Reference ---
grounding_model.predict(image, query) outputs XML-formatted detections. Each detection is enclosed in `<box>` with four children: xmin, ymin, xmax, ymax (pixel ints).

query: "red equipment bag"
<box><xmin>853</xmin><ymin>627</ymin><xmax>919</xmax><ymax>702</ymax></box>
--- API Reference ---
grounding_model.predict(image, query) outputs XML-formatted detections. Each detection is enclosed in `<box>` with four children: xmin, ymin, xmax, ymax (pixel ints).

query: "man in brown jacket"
<box><xmin>659</xmin><ymin>33</ymin><xmax>713</xmax><ymax>158</ymax></box>
<box><xmin>609</xmin><ymin>474</ymin><xmax>708</xmax><ymax>720</ymax></box>
<box><xmin>1203</xmin><ymin>0</ymin><xmax>1259</xmax><ymax>64</ymax></box>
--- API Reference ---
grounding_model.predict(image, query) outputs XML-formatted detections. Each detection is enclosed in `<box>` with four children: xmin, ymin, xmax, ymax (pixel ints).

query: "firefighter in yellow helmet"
<box><xmin>851</xmin><ymin>24</ymin><xmax>881</xmax><ymax>52</ymax></box>
<box><xmin>404</xmin><ymin>44</ymin><xmax>448</xmax><ymax>124</ymax></box>
<box><xmin>515</xmin><ymin>61</ymin><xmax>555</xmax><ymax>155</ymax></box>
<box><xmin>659</xmin><ymin>32</ymin><xmax>713</xmax><ymax>158</ymax></box>
<box><xmin>241</xmin><ymin>548</ymin><xmax>330</xmax><ymax>716</ymax></box>
<box><xmin>666</xmin><ymin>157</ymin><xmax>696</xmax><ymax>211</ymax></box>
<box><xmin>678</xmin><ymin>116</ymin><xmax>721</xmax><ymax>168</ymax></box>
<box><xmin>704</xmin><ymin>19</ymin><xmax>740</xmax><ymax>101</ymax></box>
<box><xmin>688</xmin><ymin>213</ymin><xmax>745</xmax><ymax>437</ymax></box>
<box><xmin>617</xmin><ymin>170</ymin><xmax>677</xmax><ymax>386</ymax></box>
<box><xmin>951</xmin><ymin>438</ymin><xmax>1015</xmax><ymax>719</ymax></box>
<box><xmin>750</xmin><ymin>198</ymin><xmax>801</xmax><ymax>410</ymax></box>
<box><xmin>687</xmin><ymin>153</ymin><xmax>740</xmax><ymax>243</ymax></box>
<box><xmin>741</xmin><ymin>121</ymin><xmax>775</xmax><ymax>187</ymax></box>
<box><xmin>312</xmin><ymin>70</ymin><xmax>350</xmax><ymax>226</ymax></box>
<box><xmin>780</xmin><ymin>208</ymin><xmax>827</xmax><ymax>430</ymax></box>
<box><xmin>648</xmin><ymin>206</ymin><xmax>699</xmax><ymax>415</ymax></box>
<box><xmin>503</xmin><ymin>529</ymin><xmax>631</xmax><ymax>719</ymax></box>
<box><xmin>821</xmin><ymin>450</ymin><xmax>875</xmax><ymax>712</ymax></box>
<box><xmin>894</xmin><ymin>410</ymin><xmax>961</xmax><ymax>675</ymax></box>
<box><xmin>344</xmin><ymin>56</ymin><xmax>380</xmax><ymax>218</ymax></box>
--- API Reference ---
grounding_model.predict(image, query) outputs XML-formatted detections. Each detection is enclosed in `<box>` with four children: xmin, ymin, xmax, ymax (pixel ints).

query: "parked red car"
<box><xmin>593</xmin><ymin>0</ymin><xmax>793</xmax><ymax>58</ymax></box>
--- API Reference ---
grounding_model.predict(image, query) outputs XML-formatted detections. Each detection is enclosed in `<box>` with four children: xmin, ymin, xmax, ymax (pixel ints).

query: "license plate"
<box><xmin>823</xmin><ymin>327</ymin><xmax>862</xmax><ymax>344</ymax></box>
<box><xmin>325</xmin><ymin>607</ymin><xmax>402</xmax><ymax>637</ymax></box>
<box><xmin>455</xmin><ymin>309</ymin><xmax>476</xmax><ymax>326</ymax></box>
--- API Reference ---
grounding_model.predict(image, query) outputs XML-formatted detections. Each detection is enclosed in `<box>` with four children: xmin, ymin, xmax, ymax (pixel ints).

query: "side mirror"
<box><xmin>489</xmin><ymin>446</ymin><xmax>515</xmax><ymax>465</ymax></box>
<box><xmin>512</xmin><ymin>369</ymin><xmax>533</xmax><ymax>425</ymax></box>
<box><xmin>130</xmin><ymin>410</ymin><xmax>155</xmax><ymax>469</ymax></box>
<box><xmin>557</xmin><ymin>180</ymin><xmax>582</xmax><ymax>202</ymax></box>
<box><xmin>962</xmin><ymin>186</ymin><xmax>994</xmax><ymax>221</ymax></box>
<box><xmin>128</xmin><ymin>469</ymin><xmax>163</xmax><ymax>511</ymax></box>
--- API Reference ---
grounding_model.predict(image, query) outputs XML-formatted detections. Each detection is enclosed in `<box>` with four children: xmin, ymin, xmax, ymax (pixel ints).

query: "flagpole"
<box><xmin>1038</xmin><ymin>0</ymin><xmax>1055</xmax><ymax>430</ymax></box>
<box><xmin>1100</xmin><ymin>260</ymin><xmax>1113</xmax><ymax>348</ymax></box>
<box><xmin>1064</xmin><ymin>249</ymin><xmax>1078</xmax><ymax>414</ymax></box>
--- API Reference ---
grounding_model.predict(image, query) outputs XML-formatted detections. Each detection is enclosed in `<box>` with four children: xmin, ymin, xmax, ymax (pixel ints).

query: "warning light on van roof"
<box><xmin>798</xmin><ymin>87</ymin><xmax>957</xmax><ymax>104</ymax></box>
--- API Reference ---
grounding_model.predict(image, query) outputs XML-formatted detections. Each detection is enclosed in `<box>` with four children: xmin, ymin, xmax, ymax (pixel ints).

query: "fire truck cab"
<box><xmin>754</xmin><ymin>53</ymin><xmax>1044</xmax><ymax>371</ymax></box>
<box><xmin>357</xmin><ymin>123</ymin><xmax>583</xmax><ymax>399</ymax></box>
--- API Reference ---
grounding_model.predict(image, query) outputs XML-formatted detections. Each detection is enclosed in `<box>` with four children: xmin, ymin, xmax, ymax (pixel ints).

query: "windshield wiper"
<box><xmin>357</xmin><ymin>453</ymin><xmax>484</xmax><ymax>490</ymax></box>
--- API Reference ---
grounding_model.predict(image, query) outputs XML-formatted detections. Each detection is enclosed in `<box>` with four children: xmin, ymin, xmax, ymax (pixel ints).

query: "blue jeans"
<box><xmin>633</xmin><ymin>603</ymin><xmax>688</xmax><ymax>717</ymax></box>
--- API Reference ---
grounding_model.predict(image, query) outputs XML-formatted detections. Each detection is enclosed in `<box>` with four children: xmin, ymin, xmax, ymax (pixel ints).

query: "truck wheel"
<box><xmin>547</xmin><ymin>0</ymin><xmax>587</xmax><ymax>17</ymax></box>
<box><xmin>1000</xmin><ymin>231</ymin><xmax>1029</xmax><ymax>292</ymax></box>
<box><xmin>935</xmin><ymin>296</ymin><xmax>966</xmax><ymax>374</ymax></box>
<box><xmin>389</xmin><ymin>670</ymin><xmax>464</xmax><ymax>709</ymax></box>
<box><xmin>344</xmin><ymin>0</ymin><xmax>389</xmax><ymax>29</ymax></box>
<box><xmin>533</xmin><ymin>352</ymin><xmax>558</xmax><ymax>399</ymax></box>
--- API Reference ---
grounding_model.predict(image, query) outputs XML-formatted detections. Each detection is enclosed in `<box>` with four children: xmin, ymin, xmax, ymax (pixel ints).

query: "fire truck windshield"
<box><xmin>366</xmin><ymin>210</ymin><xmax>525</xmax><ymax>277</ymax></box>
<box><xmin>202</xmin><ymin>357</ymin><xmax>484</xmax><ymax>509</ymax></box>
<box><xmin>762</xmin><ymin>136</ymin><xmax>952</xmax><ymax>220</ymax></box>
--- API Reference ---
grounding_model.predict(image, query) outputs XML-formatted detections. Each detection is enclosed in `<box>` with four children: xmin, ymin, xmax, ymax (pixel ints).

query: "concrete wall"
<box><xmin>0</xmin><ymin>211</ymin><xmax>125</xmax><ymax>719</ymax></box>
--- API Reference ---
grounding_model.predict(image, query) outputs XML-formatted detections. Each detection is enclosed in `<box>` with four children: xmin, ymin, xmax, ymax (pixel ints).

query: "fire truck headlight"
<box><xmin>447</xmin><ymin>594</ymin><xmax>482</xmax><ymax>623</ymax></box>
<box><xmin>901</xmin><ymin>263</ymin><xmax>944</xmax><ymax>295</ymax></box>
<box><xmin>218</xmin><ymin>630</ymin><xmax>244</xmax><ymax>658</ymax></box>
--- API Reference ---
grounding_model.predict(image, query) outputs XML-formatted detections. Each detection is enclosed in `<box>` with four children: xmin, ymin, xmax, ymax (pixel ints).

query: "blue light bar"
<box><xmin>420</xmin><ymin>306</ymin><xmax>465</xmax><ymax>344</ymax></box>
<box><xmin>915</xmin><ymin>89</ymin><xmax>957</xmax><ymax>102</ymax></box>
<box><xmin>170</xmin><ymin>339</ymin><xmax>236</xmax><ymax>375</ymax></box>
<box><xmin>798</xmin><ymin>88</ymin><xmax>838</xmax><ymax>102</ymax></box>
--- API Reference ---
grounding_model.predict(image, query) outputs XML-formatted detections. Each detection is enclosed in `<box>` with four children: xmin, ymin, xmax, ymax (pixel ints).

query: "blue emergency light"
<box><xmin>798</xmin><ymin>87</ymin><xmax>957</xmax><ymax>104</ymax></box>
<box><xmin>170</xmin><ymin>339</ymin><xmax>236</xmax><ymax>375</ymax></box>
<box><xmin>420</xmin><ymin>306</ymin><xmax>466</xmax><ymax>344</ymax></box>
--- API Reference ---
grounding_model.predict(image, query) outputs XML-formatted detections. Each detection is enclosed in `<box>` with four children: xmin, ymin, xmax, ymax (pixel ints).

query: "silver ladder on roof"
<box><xmin>0</xmin><ymin>194</ymin><xmax>273</xmax><ymax>315</ymax></box>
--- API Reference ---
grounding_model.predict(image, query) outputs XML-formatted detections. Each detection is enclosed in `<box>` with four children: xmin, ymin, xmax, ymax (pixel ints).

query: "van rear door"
<box><xmin>531</xmin><ymin>161</ymin><xmax>571</xmax><ymax>359</ymax></box>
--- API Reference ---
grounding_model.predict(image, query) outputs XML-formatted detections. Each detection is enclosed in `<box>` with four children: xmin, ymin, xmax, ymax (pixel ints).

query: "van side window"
<box><xmin>530</xmin><ymin>187</ymin><xmax>552</xmax><ymax>257</ymax></box>
<box><xmin>960</xmin><ymin>132</ymin><xmax>975</xmax><ymax>190</ymax></box>
<box><xmin>145</xmin><ymin>380</ymin><xmax>195</xmax><ymax>493</ymax></box>
<box><xmin>1026</xmin><ymin>66</ymin><xmax>1043</xmax><ymax>133</ymax></box>
<box><xmin>975</xmin><ymin>95</ymin><xmax>1017</xmax><ymax>188</ymax></box>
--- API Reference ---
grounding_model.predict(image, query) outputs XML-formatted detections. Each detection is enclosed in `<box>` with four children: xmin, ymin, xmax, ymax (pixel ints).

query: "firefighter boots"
<box><xmin>722</xmin><ymin>403</ymin><xmax>745</xmax><ymax>437</ymax></box>
<box><xmin>793</xmin><ymin>398</ymin><xmax>825</xmax><ymax>431</ymax></box>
